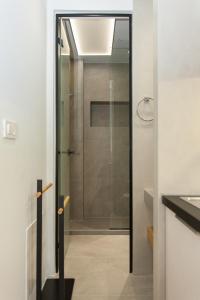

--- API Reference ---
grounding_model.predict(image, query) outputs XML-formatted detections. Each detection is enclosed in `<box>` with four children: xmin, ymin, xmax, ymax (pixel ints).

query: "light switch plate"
<box><xmin>2</xmin><ymin>119</ymin><xmax>17</xmax><ymax>139</ymax></box>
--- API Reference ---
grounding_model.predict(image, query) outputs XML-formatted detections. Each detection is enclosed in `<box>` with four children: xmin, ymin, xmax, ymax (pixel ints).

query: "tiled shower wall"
<box><xmin>70</xmin><ymin>60</ymin><xmax>84</xmax><ymax>219</ymax></box>
<box><xmin>70</xmin><ymin>62</ymin><xmax>129</xmax><ymax>226</ymax></box>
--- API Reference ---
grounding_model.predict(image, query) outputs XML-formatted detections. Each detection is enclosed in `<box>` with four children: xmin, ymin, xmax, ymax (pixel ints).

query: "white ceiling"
<box><xmin>70</xmin><ymin>18</ymin><xmax>115</xmax><ymax>56</ymax></box>
<box><xmin>64</xmin><ymin>17</ymin><xmax>129</xmax><ymax>63</ymax></box>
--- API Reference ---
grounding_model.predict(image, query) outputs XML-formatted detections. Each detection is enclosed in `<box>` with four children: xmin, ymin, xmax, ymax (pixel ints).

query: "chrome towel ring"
<box><xmin>136</xmin><ymin>97</ymin><xmax>154</xmax><ymax>122</ymax></box>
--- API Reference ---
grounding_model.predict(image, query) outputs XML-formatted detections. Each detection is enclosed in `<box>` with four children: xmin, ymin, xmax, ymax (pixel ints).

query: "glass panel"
<box><xmin>109</xmin><ymin>19</ymin><xmax>130</xmax><ymax>230</ymax></box>
<box><xmin>57</xmin><ymin>18</ymin><xmax>71</xmax><ymax>253</ymax></box>
<box><xmin>59</xmin><ymin>17</ymin><xmax>130</xmax><ymax>234</ymax></box>
<box><xmin>90</xmin><ymin>101</ymin><xmax>129</xmax><ymax>127</ymax></box>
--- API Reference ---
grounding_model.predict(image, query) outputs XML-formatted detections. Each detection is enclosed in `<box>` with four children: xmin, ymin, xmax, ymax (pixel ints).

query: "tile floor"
<box><xmin>70</xmin><ymin>218</ymin><xmax>129</xmax><ymax>231</ymax></box>
<box><xmin>64</xmin><ymin>235</ymin><xmax>153</xmax><ymax>300</ymax></box>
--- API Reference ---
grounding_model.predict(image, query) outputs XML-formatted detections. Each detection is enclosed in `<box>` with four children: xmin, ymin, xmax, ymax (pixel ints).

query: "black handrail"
<box><xmin>58</xmin><ymin>195</ymin><xmax>65</xmax><ymax>300</ymax></box>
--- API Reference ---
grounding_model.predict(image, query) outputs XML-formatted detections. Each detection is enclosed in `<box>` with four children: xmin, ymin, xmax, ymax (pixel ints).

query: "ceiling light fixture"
<box><xmin>70</xmin><ymin>18</ymin><xmax>115</xmax><ymax>56</ymax></box>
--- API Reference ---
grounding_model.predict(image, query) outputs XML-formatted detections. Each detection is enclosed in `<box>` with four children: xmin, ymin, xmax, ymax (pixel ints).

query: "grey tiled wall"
<box><xmin>69</xmin><ymin>60</ymin><xmax>84</xmax><ymax>219</ymax></box>
<box><xmin>83</xmin><ymin>63</ymin><xmax>130</xmax><ymax>227</ymax></box>
<box><xmin>70</xmin><ymin>62</ymin><xmax>130</xmax><ymax>228</ymax></box>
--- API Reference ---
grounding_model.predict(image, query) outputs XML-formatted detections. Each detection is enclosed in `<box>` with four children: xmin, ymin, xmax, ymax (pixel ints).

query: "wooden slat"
<box><xmin>35</xmin><ymin>182</ymin><xmax>53</xmax><ymax>198</ymax></box>
<box><xmin>147</xmin><ymin>226</ymin><xmax>153</xmax><ymax>249</ymax></box>
<box><xmin>58</xmin><ymin>196</ymin><xmax>70</xmax><ymax>215</ymax></box>
<box><xmin>64</xmin><ymin>196</ymin><xmax>70</xmax><ymax>208</ymax></box>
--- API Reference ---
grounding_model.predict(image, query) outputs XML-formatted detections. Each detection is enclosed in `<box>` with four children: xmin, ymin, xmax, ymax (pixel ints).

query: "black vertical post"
<box><xmin>59</xmin><ymin>195</ymin><xmax>65</xmax><ymax>300</ymax></box>
<box><xmin>36</xmin><ymin>179</ymin><xmax>43</xmax><ymax>300</ymax></box>
<box><xmin>128</xmin><ymin>15</ymin><xmax>133</xmax><ymax>274</ymax></box>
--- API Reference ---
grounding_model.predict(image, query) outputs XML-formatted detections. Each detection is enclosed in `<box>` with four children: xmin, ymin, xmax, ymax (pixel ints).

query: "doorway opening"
<box><xmin>55</xmin><ymin>14</ymin><xmax>133</xmax><ymax>274</ymax></box>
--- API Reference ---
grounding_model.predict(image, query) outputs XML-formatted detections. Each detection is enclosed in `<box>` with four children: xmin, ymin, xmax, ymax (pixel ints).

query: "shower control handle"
<box><xmin>67</xmin><ymin>149</ymin><xmax>75</xmax><ymax>155</ymax></box>
<box><xmin>58</xmin><ymin>149</ymin><xmax>78</xmax><ymax>155</ymax></box>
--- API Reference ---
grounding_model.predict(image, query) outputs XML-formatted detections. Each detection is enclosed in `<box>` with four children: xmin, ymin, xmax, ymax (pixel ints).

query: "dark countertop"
<box><xmin>162</xmin><ymin>195</ymin><xmax>200</xmax><ymax>232</ymax></box>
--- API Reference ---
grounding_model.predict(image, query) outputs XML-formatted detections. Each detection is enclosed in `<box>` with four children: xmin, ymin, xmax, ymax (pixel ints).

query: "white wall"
<box><xmin>47</xmin><ymin>0</ymin><xmax>132</xmax><ymax>12</ymax></box>
<box><xmin>0</xmin><ymin>1</ymin><xmax>47</xmax><ymax>299</ymax></box>
<box><xmin>132</xmin><ymin>0</ymin><xmax>154</xmax><ymax>274</ymax></box>
<box><xmin>154</xmin><ymin>0</ymin><xmax>200</xmax><ymax>299</ymax></box>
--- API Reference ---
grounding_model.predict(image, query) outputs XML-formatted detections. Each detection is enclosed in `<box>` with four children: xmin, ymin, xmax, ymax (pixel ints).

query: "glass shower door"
<box><xmin>57</xmin><ymin>18</ymin><xmax>71</xmax><ymax>256</ymax></box>
<box><xmin>109</xmin><ymin>97</ymin><xmax>130</xmax><ymax>230</ymax></box>
<box><xmin>109</xmin><ymin>20</ymin><xmax>130</xmax><ymax>230</ymax></box>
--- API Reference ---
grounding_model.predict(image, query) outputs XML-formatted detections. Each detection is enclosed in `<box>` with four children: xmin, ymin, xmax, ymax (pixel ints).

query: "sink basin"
<box><xmin>180</xmin><ymin>197</ymin><xmax>200</xmax><ymax>209</ymax></box>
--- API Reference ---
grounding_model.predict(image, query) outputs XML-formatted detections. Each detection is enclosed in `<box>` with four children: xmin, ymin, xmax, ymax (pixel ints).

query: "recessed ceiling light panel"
<box><xmin>70</xmin><ymin>18</ymin><xmax>115</xmax><ymax>56</ymax></box>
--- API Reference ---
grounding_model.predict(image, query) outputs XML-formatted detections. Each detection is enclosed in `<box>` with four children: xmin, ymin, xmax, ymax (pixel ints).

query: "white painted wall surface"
<box><xmin>166</xmin><ymin>208</ymin><xmax>200</xmax><ymax>300</ymax></box>
<box><xmin>132</xmin><ymin>0</ymin><xmax>154</xmax><ymax>275</ymax></box>
<box><xmin>47</xmin><ymin>0</ymin><xmax>133</xmax><ymax>12</ymax></box>
<box><xmin>154</xmin><ymin>0</ymin><xmax>200</xmax><ymax>299</ymax></box>
<box><xmin>0</xmin><ymin>1</ymin><xmax>46</xmax><ymax>299</ymax></box>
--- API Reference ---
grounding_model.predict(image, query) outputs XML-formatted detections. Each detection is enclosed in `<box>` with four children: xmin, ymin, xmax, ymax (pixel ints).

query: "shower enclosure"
<box><xmin>56</xmin><ymin>16</ymin><xmax>131</xmax><ymax>238</ymax></box>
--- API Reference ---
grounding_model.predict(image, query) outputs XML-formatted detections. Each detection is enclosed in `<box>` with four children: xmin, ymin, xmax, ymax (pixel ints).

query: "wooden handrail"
<box><xmin>58</xmin><ymin>196</ymin><xmax>70</xmax><ymax>215</ymax></box>
<box><xmin>36</xmin><ymin>182</ymin><xmax>53</xmax><ymax>198</ymax></box>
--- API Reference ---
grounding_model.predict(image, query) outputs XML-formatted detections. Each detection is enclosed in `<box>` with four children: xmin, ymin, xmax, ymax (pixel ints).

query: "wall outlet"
<box><xmin>2</xmin><ymin>119</ymin><xmax>17</xmax><ymax>139</ymax></box>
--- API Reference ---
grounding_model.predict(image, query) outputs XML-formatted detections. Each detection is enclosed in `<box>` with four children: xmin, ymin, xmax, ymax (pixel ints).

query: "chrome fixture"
<box><xmin>136</xmin><ymin>97</ymin><xmax>154</xmax><ymax>122</ymax></box>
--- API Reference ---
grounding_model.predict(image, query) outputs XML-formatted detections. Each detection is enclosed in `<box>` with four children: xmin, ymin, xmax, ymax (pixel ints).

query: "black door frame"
<box><xmin>55</xmin><ymin>13</ymin><xmax>133</xmax><ymax>273</ymax></box>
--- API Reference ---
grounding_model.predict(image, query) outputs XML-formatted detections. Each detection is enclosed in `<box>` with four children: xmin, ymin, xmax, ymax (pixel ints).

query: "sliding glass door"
<box><xmin>56</xmin><ymin>18</ymin><xmax>71</xmax><ymax>264</ymax></box>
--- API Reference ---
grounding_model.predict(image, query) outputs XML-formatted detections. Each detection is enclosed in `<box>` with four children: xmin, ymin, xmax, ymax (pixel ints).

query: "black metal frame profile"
<box><xmin>55</xmin><ymin>13</ymin><xmax>133</xmax><ymax>273</ymax></box>
<box><xmin>36</xmin><ymin>179</ymin><xmax>42</xmax><ymax>300</ymax></box>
